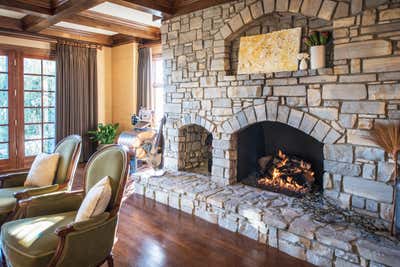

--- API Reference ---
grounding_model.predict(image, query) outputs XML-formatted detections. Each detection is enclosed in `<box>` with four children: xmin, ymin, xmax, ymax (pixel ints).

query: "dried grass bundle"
<box><xmin>366</xmin><ymin>120</ymin><xmax>400</xmax><ymax>235</ymax></box>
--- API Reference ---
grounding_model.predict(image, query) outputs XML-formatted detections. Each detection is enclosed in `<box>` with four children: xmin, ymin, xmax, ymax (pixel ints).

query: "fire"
<box><xmin>257</xmin><ymin>150</ymin><xmax>315</xmax><ymax>195</ymax></box>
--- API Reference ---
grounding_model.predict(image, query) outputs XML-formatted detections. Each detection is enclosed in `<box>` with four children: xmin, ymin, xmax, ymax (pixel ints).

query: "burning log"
<box><xmin>257</xmin><ymin>150</ymin><xmax>315</xmax><ymax>195</ymax></box>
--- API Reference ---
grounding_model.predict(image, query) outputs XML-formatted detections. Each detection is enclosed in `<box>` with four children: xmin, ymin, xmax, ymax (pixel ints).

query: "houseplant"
<box><xmin>88</xmin><ymin>123</ymin><xmax>119</xmax><ymax>149</ymax></box>
<box><xmin>303</xmin><ymin>31</ymin><xmax>330</xmax><ymax>69</ymax></box>
<box><xmin>366</xmin><ymin>120</ymin><xmax>400</xmax><ymax>236</ymax></box>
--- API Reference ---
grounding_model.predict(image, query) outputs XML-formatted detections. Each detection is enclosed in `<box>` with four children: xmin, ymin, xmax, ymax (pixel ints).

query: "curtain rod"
<box><xmin>57</xmin><ymin>39</ymin><xmax>102</xmax><ymax>49</ymax></box>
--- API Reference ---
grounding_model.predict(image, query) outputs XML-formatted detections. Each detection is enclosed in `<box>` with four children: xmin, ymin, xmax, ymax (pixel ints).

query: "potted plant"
<box><xmin>367</xmin><ymin>121</ymin><xmax>399</xmax><ymax>236</ymax></box>
<box><xmin>88</xmin><ymin>123</ymin><xmax>119</xmax><ymax>149</ymax></box>
<box><xmin>303</xmin><ymin>31</ymin><xmax>330</xmax><ymax>69</ymax></box>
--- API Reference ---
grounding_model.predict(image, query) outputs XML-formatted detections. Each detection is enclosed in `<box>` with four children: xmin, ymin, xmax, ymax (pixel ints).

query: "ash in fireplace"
<box><xmin>256</xmin><ymin>150</ymin><xmax>316</xmax><ymax>196</ymax></box>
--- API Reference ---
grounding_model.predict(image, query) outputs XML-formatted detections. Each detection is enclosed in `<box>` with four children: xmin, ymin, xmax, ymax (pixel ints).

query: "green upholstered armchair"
<box><xmin>1</xmin><ymin>145</ymin><xmax>129</xmax><ymax>267</ymax></box>
<box><xmin>0</xmin><ymin>135</ymin><xmax>82</xmax><ymax>224</ymax></box>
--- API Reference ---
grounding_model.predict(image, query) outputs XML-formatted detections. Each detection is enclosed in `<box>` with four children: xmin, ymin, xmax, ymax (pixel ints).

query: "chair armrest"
<box><xmin>15</xmin><ymin>190</ymin><xmax>84</xmax><ymax>219</ymax></box>
<box><xmin>56</xmin><ymin>212</ymin><xmax>110</xmax><ymax>235</ymax></box>
<box><xmin>0</xmin><ymin>172</ymin><xmax>28</xmax><ymax>188</ymax></box>
<box><xmin>14</xmin><ymin>184</ymin><xmax>60</xmax><ymax>201</ymax></box>
<box><xmin>49</xmin><ymin>213</ymin><xmax>116</xmax><ymax>266</ymax></box>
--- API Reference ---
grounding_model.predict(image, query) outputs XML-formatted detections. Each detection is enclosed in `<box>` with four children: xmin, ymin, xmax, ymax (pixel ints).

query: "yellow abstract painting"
<box><xmin>237</xmin><ymin>27</ymin><xmax>301</xmax><ymax>74</ymax></box>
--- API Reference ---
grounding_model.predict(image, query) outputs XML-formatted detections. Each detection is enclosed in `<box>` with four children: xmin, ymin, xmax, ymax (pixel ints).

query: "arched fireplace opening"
<box><xmin>237</xmin><ymin>121</ymin><xmax>323</xmax><ymax>196</ymax></box>
<box><xmin>178</xmin><ymin>124</ymin><xmax>213</xmax><ymax>176</ymax></box>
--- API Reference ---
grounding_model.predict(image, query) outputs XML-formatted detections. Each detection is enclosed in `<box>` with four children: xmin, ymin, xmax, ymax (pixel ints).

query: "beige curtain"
<box><xmin>56</xmin><ymin>43</ymin><xmax>98</xmax><ymax>161</ymax></box>
<box><xmin>137</xmin><ymin>47</ymin><xmax>153</xmax><ymax>113</ymax></box>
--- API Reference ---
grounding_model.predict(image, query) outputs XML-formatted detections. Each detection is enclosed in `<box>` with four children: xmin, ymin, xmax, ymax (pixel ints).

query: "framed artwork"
<box><xmin>237</xmin><ymin>27</ymin><xmax>302</xmax><ymax>74</ymax></box>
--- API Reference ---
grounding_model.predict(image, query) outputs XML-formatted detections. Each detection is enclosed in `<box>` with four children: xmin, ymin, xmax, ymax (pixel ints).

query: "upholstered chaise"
<box><xmin>1</xmin><ymin>145</ymin><xmax>129</xmax><ymax>267</ymax></box>
<box><xmin>0</xmin><ymin>135</ymin><xmax>82</xmax><ymax>224</ymax></box>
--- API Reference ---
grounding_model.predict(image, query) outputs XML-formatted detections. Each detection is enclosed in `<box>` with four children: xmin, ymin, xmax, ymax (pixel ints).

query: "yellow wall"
<box><xmin>110</xmin><ymin>42</ymin><xmax>138</xmax><ymax>131</ymax></box>
<box><xmin>97</xmin><ymin>47</ymin><xmax>113</xmax><ymax>124</ymax></box>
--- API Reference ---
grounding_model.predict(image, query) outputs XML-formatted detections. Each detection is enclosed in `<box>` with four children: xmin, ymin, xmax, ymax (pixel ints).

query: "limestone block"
<box><xmin>310</xmin><ymin>120</ymin><xmax>330</xmax><ymax>142</ymax></box>
<box><xmin>229</xmin><ymin>14</ymin><xmax>244</xmax><ymax>32</ymax></box>
<box><xmin>263</xmin><ymin>0</ymin><xmax>275</xmax><ymax>14</ymax></box>
<box><xmin>240</xmin><ymin>7</ymin><xmax>252</xmax><ymax>24</ymax></box>
<box><xmin>300</xmin><ymin>75</ymin><xmax>337</xmax><ymax>84</ymax></box>
<box><xmin>364</xmin><ymin>56</ymin><xmax>400</xmax><ymax>73</ymax></box>
<box><xmin>288</xmin><ymin>109</ymin><xmax>304</xmax><ymax>128</ymax></box>
<box><xmin>324</xmin><ymin>144</ymin><xmax>353</xmax><ymax>163</ymax></box>
<box><xmin>275</xmin><ymin>0</ymin><xmax>289</xmax><ymax>12</ymax></box>
<box><xmin>322</xmin><ymin>84</ymin><xmax>367</xmax><ymax>100</ymax></box>
<box><xmin>343</xmin><ymin>176</ymin><xmax>393</xmax><ymax>203</ymax></box>
<box><xmin>318</xmin><ymin>0</ymin><xmax>337</xmax><ymax>20</ymax></box>
<box><xmin>339</xmin><ymin>74</ymin><xmax>376</xmax><ymax>83</ymax></box>
<box><xmin>309</xmin><ymin>107</ymin><xmax>338</xmax><ymax>120</ymax></box>
<box><xmin>301</xmin><ymin>0</ymin><xmax>322</xmax><ymax>17</ymax></box>
<box><xmin>369</xmin><ymin>84</ymin><xmax>400</xmax><ymax>100</ymax></box>
<box><xmin>250</xmin><ymin>1</ymin><xmax>264</xmax><ymax>19</ymax></box>
<box><xmin>228</xmin><ymin>86</ymin><xmax>262</xmax><ymax>98</ymax></box>
<box><xmin>379</xmin><ymin>8</ymin><xmax>400</xmax><ymax>21</ymax></box>
<box><xmin>324</xmin><ymin>161</ymin><xmax>361</xmax><ymax>176</ymax></box>
<box><xmin>299</xmin><ymin>113</ymin><xmax>318</xmax><ymax>134</ymax></box>
<box><xmin>355</xmin><ymin>147</ymin><xmax>385</xmax><ymax>161</ymax></box>
<box><xmin>377</xmin><ymin>162</ymin><xmax>394</xmax><ymax>182</ymax></box>
<box><xmin>341</xmin><ymin>101</ymin><xmax>385</xmax><ymax>115</ymax></box>
<box><xmin>274</xmin><ymin>85</ymin><xmax>307</xmax><ymax>96</ymax></box>
<box><xmin>356</xmin><ymin>239</ymin><xmax>400</xmax><ymax>267</ymax></box>
<box><xmin>334</xmin><ymin>40</ymin><xmax>392</xmax><ymax>60</ymax></box>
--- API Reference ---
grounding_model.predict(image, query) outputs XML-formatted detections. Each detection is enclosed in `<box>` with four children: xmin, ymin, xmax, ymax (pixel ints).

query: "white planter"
<box><xmin>310</xmin><ymin>45</ymin><xmax>326</xmax><ymax>69</ymax></box>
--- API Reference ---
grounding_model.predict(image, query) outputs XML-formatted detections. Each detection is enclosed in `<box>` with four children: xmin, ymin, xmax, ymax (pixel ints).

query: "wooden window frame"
<box><xmin>0</xmin><ymin>45</ymin><xmax>55</xmax><ymax>173</ymax></box>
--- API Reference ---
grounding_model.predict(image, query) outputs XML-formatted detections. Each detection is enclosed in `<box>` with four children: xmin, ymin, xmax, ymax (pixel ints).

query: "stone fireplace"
<box><xmin>162</xmin><ymin>0</ymin><xmax>399</xmax><ymax>225</ymax></box>
<box><xmin>237</xmin><ymin>121</ymin><xmax>324</xmax><ymax>195</ymax></box>
<box><xmin>134</xmin><ymin>0</ymin><xmax>400</xmax><ymax>266</ymax></box>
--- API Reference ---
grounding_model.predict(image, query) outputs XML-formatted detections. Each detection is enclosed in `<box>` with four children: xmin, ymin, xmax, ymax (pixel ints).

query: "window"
<box><xmin>0</xmin><ymin>49</ymin><xmax>56</xmax><ymax>172</ymax></box>
<box><xmin>23</xmin><ymin>58</ymin><xmax>56</xmax><ymax>156</ymax></box>
<box><xmin>0</xmin><ymin>55</ymin><xmax>9</xmax><ymax>160</ymax></box>
<box><xmin>152</xmin><ymin>57</ymin><xmax>164</xmax><ymax>124</ymax></box>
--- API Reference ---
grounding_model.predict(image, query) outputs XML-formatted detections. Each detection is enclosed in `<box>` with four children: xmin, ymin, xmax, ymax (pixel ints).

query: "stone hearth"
<box><xmin>133</xmin><ymin>171</ymin><xmax>400</xmax><ymax>267</ymax></box>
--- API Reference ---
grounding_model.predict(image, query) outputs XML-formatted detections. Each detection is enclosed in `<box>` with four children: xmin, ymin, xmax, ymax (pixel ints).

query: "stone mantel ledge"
<box><xmin>132</xmin><ymin>170</ymin><xmax>400</xmax><ymax>267</ymax></box>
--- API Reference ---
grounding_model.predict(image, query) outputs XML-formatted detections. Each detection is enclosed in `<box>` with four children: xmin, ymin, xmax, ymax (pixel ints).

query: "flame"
<box><xmin>257</xmin><ymin>150</ymin><xmax>314</xmax><ymax>194</ymax></box>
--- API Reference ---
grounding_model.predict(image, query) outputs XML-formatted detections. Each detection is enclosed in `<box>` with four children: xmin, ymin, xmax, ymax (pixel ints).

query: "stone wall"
<box><xmin>178</xmin><ymin>124</ymin><xmax>211</xmax><ymax>172</ymax></box>
<box><xmin>229</xmin><ymin>12</ymin><xmax>333</xmax><ymax>74</ymax></box>
<box><xmin>161</xmin><ymin>0</ymin><xmax>400</xmax><ymax>226</ymax></box>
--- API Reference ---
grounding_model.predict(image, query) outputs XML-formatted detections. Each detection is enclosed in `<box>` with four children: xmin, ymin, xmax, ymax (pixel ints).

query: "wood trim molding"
<box><xmin>23</xmin><ymin>0</ymin><xmax>107</xmax><ymax>32</ymax></box>
<box><xmin>40</xmin><ymin>26</ymin><xmax>114</xmax><ymax>46</ymax></box>
<box><xmin>65</xmin><ymin>11</ymin><xmax>161</xmax><ymax>40</ymax></box>
<box><xmin>0</xmin><ymin>0</ymin><xmax>52</xmax><ymax>17</ymax></box>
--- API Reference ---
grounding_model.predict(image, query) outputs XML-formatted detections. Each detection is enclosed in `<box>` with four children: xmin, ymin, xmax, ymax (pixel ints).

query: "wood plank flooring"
<box><xmin>110</xmin><ymin>184</ymin><xmax>313</xmax><ymax>267</ymax></box>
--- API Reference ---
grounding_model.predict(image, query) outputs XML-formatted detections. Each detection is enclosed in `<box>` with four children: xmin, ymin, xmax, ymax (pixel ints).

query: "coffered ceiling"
<box><xmin>0</xmin><ymin>0</ymin><xmax>234</xmax><ymax>46</ymax></box>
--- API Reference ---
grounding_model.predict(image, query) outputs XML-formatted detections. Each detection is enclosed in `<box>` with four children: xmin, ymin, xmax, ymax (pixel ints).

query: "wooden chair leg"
<box><xmin>106</xmin><ymin>254</ymin><xmax>114</xmax><ymax>267</ymax></box>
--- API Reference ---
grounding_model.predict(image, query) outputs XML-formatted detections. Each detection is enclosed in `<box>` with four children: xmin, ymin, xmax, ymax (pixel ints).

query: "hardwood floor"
<box><xmin>1</xmin><ymin>166</ymin><xmax>312</xmax><ymax>267</ymax></box>
<box><xmin>111</xmin><ymin>192</ymin><xmax>313</xmax><ymax>267</ymax></box>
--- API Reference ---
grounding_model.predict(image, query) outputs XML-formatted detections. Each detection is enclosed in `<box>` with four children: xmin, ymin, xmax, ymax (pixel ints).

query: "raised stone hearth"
<box><xmin>133</xmin><ymin>171</ymin><xmax>400</xmax><ymax>267</ymax></box>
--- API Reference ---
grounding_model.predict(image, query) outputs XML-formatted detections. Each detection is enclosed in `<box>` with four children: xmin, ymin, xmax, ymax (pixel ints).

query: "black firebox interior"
<box><xmin>237</xmin><ymin>121</ymin><xmax>324</xmax><ymax>192</ymax></box>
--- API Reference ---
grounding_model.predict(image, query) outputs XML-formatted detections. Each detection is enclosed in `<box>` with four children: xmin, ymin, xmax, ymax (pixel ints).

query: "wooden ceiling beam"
<box><xmin>40</xmin><ymin>26</ymin><xmax>113</xmax><ymax>46</ymax></box>
<box><xmin>0</xmin><ymin>15</ymin><xmax>23</xmax><ymax>32</ymax></box>
<box><xmin>109</xmin><ymin>0</ymin><xmax>172</xmax><ymax>18</ymax></box>
<box><xmin>0</xmin><ymin>0</ymin><xmax>52</xmax><ymax>17</ymax></box>
<box><xmin>64</xmin><ymin>11</ymin><xmax>160</xmax><ymax>40</ymax></box>
<box><xmin>23</xmin><ymin>0</ymin><xmax>106</xmax><ymax>33</ymax></box>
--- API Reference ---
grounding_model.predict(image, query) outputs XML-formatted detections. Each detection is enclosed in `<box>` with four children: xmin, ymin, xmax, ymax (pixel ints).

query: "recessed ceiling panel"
<box><xmin>55</xmin><ymin>22</ymin><xmax>118</xmax><ymax>35</ymax></box>
<box><xmin>0</xmin><ymin>8</ymin><xmax>26</xmax><ymax>19</ymax></box>
<box><xmin>90</xmin><ymin>2</ymin><xmax>161</xmax><ymax>27</ymax></box>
